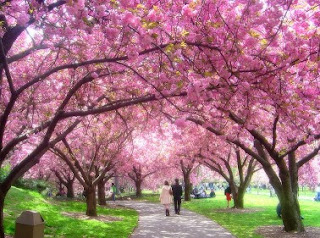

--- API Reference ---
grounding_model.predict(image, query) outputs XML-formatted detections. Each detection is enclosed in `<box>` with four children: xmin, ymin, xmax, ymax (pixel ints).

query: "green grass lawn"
<box><xmin>134</xmin><ymin>190</ymin><xmax>320</xmax><ymax>238</ymax></box>
<box><xmin>120</xmin><ymin>192</ymin><xmax>160</xmax><ymax>203</ymax></box>
<box><xmin>4</xmin><ymin>187</ymin><xmax>138</xmax><ymax>238</ymax></box>
<box><xmin>247</xmin><ymin>187</ymin><xmax>316</xmax><ymax>198</ymax></box>
<box><xmin>6</xmin><ymin>187</ymin><xmax>318</xmax><ymax>238</ymax></box>
<box><xmin>183</xmin><ymin>191</ymin><xmax>320</xmax><ymax>238</ymax></box>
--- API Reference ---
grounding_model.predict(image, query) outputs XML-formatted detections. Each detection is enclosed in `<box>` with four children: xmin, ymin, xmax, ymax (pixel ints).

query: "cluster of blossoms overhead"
<box><xmin>0</xmin><ymin>0</ymin><xmax>318</xmax><ymax>174</ymax></box>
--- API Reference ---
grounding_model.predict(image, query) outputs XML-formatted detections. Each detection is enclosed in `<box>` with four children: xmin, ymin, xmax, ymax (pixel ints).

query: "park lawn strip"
<box><xmin>183</xmin><ymin>191</ymin><xmax>320</xmax><ymax>238</ymax></box>
<box><xmin>4</xmin><ymin>187</ymin><xmax>138</xmax><ymax>238</ymax></box>
<box><xmin>131</xmin><ymin>193</ymin><xmax>160</xmax><ymax>203</ymax></box>
<box><xmin>136</xmin><ymin>190</ymin><xmax>320</xmax><ymax>238</ymax></box>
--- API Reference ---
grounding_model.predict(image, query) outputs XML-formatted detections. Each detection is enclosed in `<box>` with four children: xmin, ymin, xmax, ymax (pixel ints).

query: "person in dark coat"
<box><xmin>171</xmin><ymin>178</ymin><xmax>183</xmax><ymax>215</ymax></box>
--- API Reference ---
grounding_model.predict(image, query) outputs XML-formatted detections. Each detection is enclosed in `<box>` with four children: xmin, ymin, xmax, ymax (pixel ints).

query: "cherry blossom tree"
<box><xmin>52</xmin><ymin>164</ymin><xmax>75</xmax><ymax>198</ymax></box>
<box><xmin>0</xmin><ymin>0</ymin><xmax>318</xmax><ymax>236</ymax></box>
<box><xmin>199</xmin><ymin>143</ymin><xmax>259</xmax><ymax>208</ymax></box>
<box><xmin>49</xmin><ymin>116</ymin><xmax>131</xmax><ymax>216</ymax></box>
<box><xmin>121</xmin><ymin>129</ymin><xmax>174</xmax><ymax>197</ymax></box>
<box><xmin>170</xmin><ymin>123</ymin><xmax>209</xmax><ymax>201</ymax></box>
<box><xmin>173</xmin><ymin>0</ymin><xmax>319</xmax><ymax>231</ymax></box>
<box><xmin>298</xmin><ymin>160</ymin><xmax>319</xmax><ymax>191</ymax></box>
<box><xmin>186</xmin><ymin>108</ymin><xmax>319</xmax><ymax>231</ymax></box>
<box><xmin>0</xmin><ymin>1</ymin><xmax>185</xmax><ymax>234</ymax></box>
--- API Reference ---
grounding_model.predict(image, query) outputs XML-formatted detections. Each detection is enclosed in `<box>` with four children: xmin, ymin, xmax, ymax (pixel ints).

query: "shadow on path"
<box><xmin>114</xmin><ymin>200</ymin><xmax>235</xmax><ymax>238</ymax></box>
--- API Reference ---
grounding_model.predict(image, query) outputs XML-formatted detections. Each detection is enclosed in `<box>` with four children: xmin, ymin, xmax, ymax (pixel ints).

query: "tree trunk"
<box><xmin>115</xmin><ymin>174</ymin><xmax>120</xmax><ymax>195</ymax></box>
<box><xmin>0</xmin><ymin>190</ymin><xmax>5</xmax><ymax>238</ymax></box>
<box><xmin>228</xmin><ymin>181</ymin><xmax>238</xmax><ymax>208</ymax></box>
<box><xmin>135</xmin><ymin>180</ymin><xmax>142</xmax><ymax>197</ymax></box>
<box><xmin>254</xmin><ymin>140</ymin><xmax>304</xmax><ymax>232</ymax></box>
<box><xmin>183</xmin><ymin>173</ymin><xmax>192</xmax><ymax>201</ymax></box>
<box><xmin>85</xmin><ymin>186</ymin><xmax>97</xmax><ymax>216</ymax></box>
<box><xmin>97</xmin><ymin>180</ymin><xmax>106</xmax><ymax>205</ymax></box>
<box><xmin>66</xmin><ymin>181</ymin><xmax>74</xmax><ymax>198</ymax></box>
<box><xmin>233</xmin><ymin>187</ymin><xmax>245</xmax><ymax>209</ymax></box>
<box><xmin>278</xmin><ymin>164</ymin><xmax>304</xmax><ymax>232</ymax></box>
<box><xmin>280</xmin><ymin>190</ymin><xmax>304</xmax><ymax>232</ymax></box>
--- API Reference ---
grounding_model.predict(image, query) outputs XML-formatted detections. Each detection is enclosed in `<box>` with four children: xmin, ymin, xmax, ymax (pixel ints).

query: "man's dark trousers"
<box><xmin>174</xmin><ymin>197</ymin><xmax>181</xmax><ymax>214</ymax></box>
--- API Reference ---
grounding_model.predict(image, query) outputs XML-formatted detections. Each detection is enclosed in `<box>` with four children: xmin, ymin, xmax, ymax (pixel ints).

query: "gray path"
<box><xmin>115</xmin><ymin>200</ymin><xmax>235</xmax><ymax>238</ymax></box>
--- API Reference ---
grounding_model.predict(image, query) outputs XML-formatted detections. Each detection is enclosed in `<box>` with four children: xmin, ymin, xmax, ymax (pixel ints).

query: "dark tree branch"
<box><xmin>0</xmin><ymin>38</ymin><xmax>15</xmax><ymax>93</ymax></box>
<box><xmin>297</xmin><ymin>145</ymin><xmax>320</xmax><ymax>168</ymax></box>
<box><xmin>272</xmin><ymin>115</ymin><xmax>279</xmax><ymax>150</ymax></box>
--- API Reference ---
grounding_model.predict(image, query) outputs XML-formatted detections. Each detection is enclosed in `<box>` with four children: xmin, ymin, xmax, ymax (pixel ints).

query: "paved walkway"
<box><xmin>115</xmin><ymin>200</ymin><xmax>235</xmax><ymax>238</ymax></box>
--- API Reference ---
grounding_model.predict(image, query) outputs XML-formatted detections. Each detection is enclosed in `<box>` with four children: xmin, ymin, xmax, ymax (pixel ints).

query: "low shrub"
<box><xmin>13</xmin><ymin>178</ymin><xmax>51</xmax><ymax>192</ymax></box>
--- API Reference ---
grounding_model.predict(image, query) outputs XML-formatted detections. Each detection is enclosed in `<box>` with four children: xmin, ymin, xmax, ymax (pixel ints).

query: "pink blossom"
<box><xmin>298</xmin><ymin>71</ymin><xmax>307</xmax><ymax>77</ymax></box>
<box><xmin>91</xmin><ymin>72</ymin><xmax>99</xmax><ymax>78</ymax></box>
<box><xmin>105</xmin><ymin>28</ymin><xmax>118</xmax><ymax>41</ymax></box>
<box><xmin>64</xmin><ymin>27</ymin><xmax>74</xmax><ymax>36</ymax></box>
<box><xmin>175</xmin><ymin>118</ymin><xmax>187</xmax><ymax>128</ymax></box>
<box><xmin>172</xmin><ymin>132</ymin><xmax>182</xmax><ymax>140</ymax></box>
<box><xmin>203</xmin><ymin>122</ymin><xmax>212</xmax><ymax>128</ymax></box>
<box><xmin>244</xmin><ymin>37</ymin><xmax>258</xmax><ymax>47</ymax></box>
<box><xmin>304</xmin><ymin>87</ymin><xmax>318</xmax><ymax>98</ymax></box>
<box><xmin>307</xmin><ymin>0</ymin><xmax>318</xmax><ymax>6</ymax></box>
<box><xmin>241</xmin><ymin>81</ymin><xmax>251</xmax><ymax>91</ymax></box>
<box><xmin>182</xmin><ymin>5</ymin><xmax>194</xmax><ymax>17</ymax></box>
<box><xmin>305</xmin><ymin>136</ymin><xmax>315</xmax><ymax>144</ymax></box>
<box><xmin>76</xmin><ymin>0</ymin><xmax>85</xmax><ymax>9</ymax></box>
<box><xmin>127</xmin><ymin>48</ymin><xmax>139</xmax><ymax>60</ymax></box>
<box><xmin>122</xmin><ymin>11</ymin><xmax>139</xmax><ymax>27</ymax></box>
<box><xmin>294</xmin><ymin>10</ymin><xmax>306</xmax><ymax>21</ymax></box>
<box><xmin>17</xmin><ymin>13</ymin><xmax>29</xmax><ymax>26</ymax></box>
<box><xmin>147</xmin><ymin>9</ymin><xmax>157</xmax><ymax>22</ymax></box>
<box><xmin>313</xmin><ymin>12</ymin><xmax>320</xmax><ymax>26</ymax></box>
<box><xmin>246</xmin><ymin>124</ymin><xmax>255</xmax><ymax>130</ymax></box>
<box><xmin>97</xmin><ymin>5</ymin><xmax>106</xmax><ymax>13</ymax></box>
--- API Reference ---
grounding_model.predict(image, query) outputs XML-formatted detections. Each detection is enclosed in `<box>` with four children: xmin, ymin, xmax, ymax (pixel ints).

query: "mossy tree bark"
<box><xmin>0</xmin><ymin>189</ymin><xmax>6</xmax><ymax>238</ymax></box>
<box><xmin>85</xmin><ymin>186</ymin><xmax>97</xmax><ymax>216</ymax></box>
<box><xmin>66</xmin><ymin>180</ymin><xmax>75</xmax><ymax>198</ymax></box>
<box><xmin>135</xmin><ymin>180</ymin><xmax>142</xmax><ymax>197</ymax></box>
<box><xmin>183</xmin><ymin>172</ymin><xmax>192</xmax><ymax>201</ymax></box>
<box><xmin>254</xmin><ymin>140</ymin><xmax>305</xmax><ymax>232</ymax></box>
<box><xmin>97</xmin><ymin>179</ymin><xmax>106</xmax><ymax>205</ymax></box>
<box><xmin>180</xmin><ymin>159</ymin><xmax>196</xmax><ymax>201</ymax></box>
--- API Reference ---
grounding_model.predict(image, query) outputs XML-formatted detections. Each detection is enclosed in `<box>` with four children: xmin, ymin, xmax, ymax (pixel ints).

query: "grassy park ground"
<box><xmin>134</xmin><ymin>189</ymin><xmax>320</xmax><ymax>238</ymax></box>
<box><xmin>183</xmin><ymin>191</ymin><xmax>320</xmax><ymax>238</ymax></box>
<box><xmin>4</xmin><ymin>187</ymin><xmax>320</xmax><ymax>237</ymax></box>
<box><xmin>4</xmin><ymin>187</ymin><xmax>138</xmax><ymax>238</ymax></box>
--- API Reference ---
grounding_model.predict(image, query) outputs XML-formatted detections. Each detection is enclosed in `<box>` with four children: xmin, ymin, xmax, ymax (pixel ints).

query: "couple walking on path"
<box><xmin>159</xmin><ymin>178</ymin><xmax>183</xmax><ymax>216</ymax></box>
<box><xmin>118</xmin><ymin>200</ymin><xmax>235</xmax><ymax>238</ymax></box>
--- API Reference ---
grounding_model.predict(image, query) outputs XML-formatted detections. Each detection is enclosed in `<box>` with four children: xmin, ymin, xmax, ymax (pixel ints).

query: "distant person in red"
<box><xmin>224</xmin><ymin>186</ymin><xmax>232</xmax><ymax>208</ymax></box>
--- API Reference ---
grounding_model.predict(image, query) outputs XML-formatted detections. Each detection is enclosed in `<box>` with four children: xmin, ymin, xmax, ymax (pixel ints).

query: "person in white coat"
<box><xmin>160</xmin><ymin>180</ymin><xmax>173</xmax><ymax>216</ymax></box>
